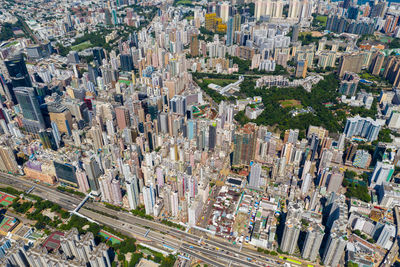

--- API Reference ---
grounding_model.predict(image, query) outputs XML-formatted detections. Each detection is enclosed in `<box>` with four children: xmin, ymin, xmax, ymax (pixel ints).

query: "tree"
<box><xmin>388</xmin><ymin>38</ymin><xmax>400</xmax><ymax>49</ymax></box>
<box><xmin>344</xmin><ymin>170</ymin><xmax>357</xmax><ymax>180</ymax></box>
<box><xmin>377</xmin><ymin>128</ymin><xmax>393</xmax><ymax>143</ymax></box>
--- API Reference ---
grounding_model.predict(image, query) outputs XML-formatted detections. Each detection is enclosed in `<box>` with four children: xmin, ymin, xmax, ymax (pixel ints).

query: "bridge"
<box><xmin>220</xmin><ymin>76</ymin><xmax>244</xmax><ymax>95</ymax></box>
<box><xmin>144</xmin><ymin>229</ymin><xmax>150</xmax><ymax>237</ymax></box>
<box><xmin>72</xmin><ymin>192</ymin><xmax>94</xmax><ymax>213</ymax></box>
<box><xmin>25</xmin><ymin>186</ymin><xmax>35</xmax><ymax>194</ymax></box>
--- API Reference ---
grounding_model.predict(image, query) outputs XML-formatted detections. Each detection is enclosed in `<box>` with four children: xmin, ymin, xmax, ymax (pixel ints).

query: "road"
<box><xmin>0</xmin><ymin>173</ymin><xmax>281</xmax><ymax>266</ymax></box>
<box><xmin>380</xmin><ymin>206</ymin><xmax>400</xmax><ymax>267</ymax></box>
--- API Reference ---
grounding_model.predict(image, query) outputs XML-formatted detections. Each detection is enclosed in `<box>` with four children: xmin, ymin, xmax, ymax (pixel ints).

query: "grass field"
<box><xmin>71</xmin><ymin>40</ymin><xmax>92</xmax><ymax>51</ymax></box>
<box><xmin>118</xmin><ymin>79</ymin><xmax>132</xmax><ymax>85</ymax></box>
<box><xmin>315</xmin><ymin>15</ymin><xmax>327</xmax><ymax>27</ymax></box>
<box><xmin>279</xmin><ymin>99</ymin><xmax>302</xmax><ymax>109</ymax></box>
<box><xmin>204</xmin><ymin>78</ymin><xmax>237</xmax><ymax>87</ymax></box>
<box><xmin>0</xmin><ymin>192</ymin><xmax>16</xmax><ymax>207</ymax></box>
<box><xmin>5</xmin><ymin>41</ymin><xmax>18</xmax><ymax>47</ymax></box>
<box><xmin>99</xmin><ymin>229</ymin><xmax>123</xmax><ymax>244</ymax></box>
<box><xmin>176</xmin><ymin>0</ymin><xmax>192</xmax><ymax>4</ymax></box>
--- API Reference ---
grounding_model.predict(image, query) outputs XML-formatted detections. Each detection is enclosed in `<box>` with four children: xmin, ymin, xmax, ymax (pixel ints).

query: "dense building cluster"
<box><xmin>1</xmin><ymin>0</ymin><xmax>400</xmax><ymax>266</ymax></box>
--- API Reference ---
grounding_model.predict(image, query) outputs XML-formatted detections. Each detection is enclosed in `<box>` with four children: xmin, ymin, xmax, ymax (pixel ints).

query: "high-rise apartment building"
<box><xmin>295</xmin><ymin>60</ymin><xmax>307</xmax><ymax>78</ymax></box>
<box><xmin>232</xmin><ymin>124</ymin><xmax>257</xmax><ymax>166</ymax></box>
<box><xmin>322</xmin><ymin>231</ymin><xmax>347</xmax><ymax>266</ymax></box>
<box><xmin>301</xmin><ymin>223</ymin><xmax>324</xmax><ymax>261</ymax></box>
<box><xmin>338</xmin><ymin>53</ymin><xmax>364</xmax><ymax>77</ymax></box>
<box><xmin>248</xmin><ymin>162</ymin><xmax>261</xmax><ymax>189</ymax></box>
<box><xmin>0</xmin><ymin>145</ymin><xmax>19</xmax><ymax>174</ymax></box>
<box><xmin>190</xmin><ymin>34</ymin><xmax>199</xmax><ymax>57</ymax></box>
<box><xmin>280</xmin><ymin>218</ymin><xmax>301</xmax><ymax>254</ymax></box>
<box><xmin>343</xmin><ymin>115</ymin><xmax>381</xmax><ymax>142</ymax></box>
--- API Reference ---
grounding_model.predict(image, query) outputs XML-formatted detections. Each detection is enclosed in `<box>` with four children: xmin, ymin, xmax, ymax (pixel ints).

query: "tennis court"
<box><xmin>99</xmin><ymin>229</ymin><xmax>123</xmax><ymax>244</ymax></box>
<box><xmin>0</xmin><ymin>192</ymin><xmax>16</xmax><ymax>207</ymax></box>
<box><xmin>0</xmin><ymin>216</ymin><xmax>18</xmax><ymax>232</ymax></box>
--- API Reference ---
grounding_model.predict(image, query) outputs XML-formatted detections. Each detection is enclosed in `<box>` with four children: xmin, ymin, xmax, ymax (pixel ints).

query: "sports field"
<box><xmin>279</xmin><ymin>99</ymin><xmax>302</xmax><ymax>109</ymax></box>
<box><xmin>0</xmin><ymin>192</ymin><xmax>16</xmax><ymax>207</ymax></box>
<box><xmin>0</xmin><ymin>216</ymin><xmax>18</xmax><ymax>232</ymax></box>
<box><xmin>99</xmin><ymin>229</ymin><xmax>123</xmax><ymax>244</ymax></box>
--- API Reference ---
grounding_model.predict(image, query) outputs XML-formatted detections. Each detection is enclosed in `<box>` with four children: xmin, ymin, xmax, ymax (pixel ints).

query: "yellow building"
<box><xmin>205</xmin><ymin>13</ymin><xmax>217</xmax><ymax>31</ymax></box>
<box><xmin>49</xmin><ymin>109</ymin><xmax>73</xmax><ymax>134</ymax></box>
<box><xmin>216</xmin><ymin>23</ymin><xmax>227</xmax><ymax>33</ymax></box>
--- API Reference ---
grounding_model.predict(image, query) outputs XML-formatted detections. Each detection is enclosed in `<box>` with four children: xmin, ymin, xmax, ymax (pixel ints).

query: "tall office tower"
<box><xmin>0</xmin><ymin>145</ymin><xmax>19</xmax><ymax>174</ymax></box>
<box><xmin>143</xmin><ymin>185</ymin><xmax>156</xmax><ymax>215</ymax></box>
<box><xmin>5</xmin><ymin>54</ymin><xmax>32</xmax><ymax>89</ymax></box>
<box><xmin>38</xmin><ymin>129</ymin><xmax>58</xmax><ymax>150</ymax></box>
<box><xmin>76</xmin><ymin>168</ymin><xmax>90</xmax><ymax>193</ymax></box>
<box><xmin>338</xmin><ymin>53</ymin><xmax>364</xmax><ymax>77</ymax></box>
<box><xmin>295</xmin><ymin>60</ymin><xmax>308</xmax><ymax>78</ymax></box>
<box><xmin>115</xmin><ymin>106</ymin><xmax>130</xmax><ymax>130</ymax></box>
<box><xmin>82</xmin><ymin>156</ymin><xmax>103</xmax><ymax>193</ymax></box>
<box><xmin>370</xmin><ymin>161</ymin><xmax>394</xmax><ymax>187</ymax></box>
<box><xmin>226</xmin><ymin>17</ymin><xmax>234</xmax><ymax>46</ymax></box>
<box><xmin>232</xmin><ymin>124</ymin><xmax>256</xmax><ymax>166</ymax></box>
<box><xmin>322</xmin><ymin>231</ymin><xmax>347</xmax><ymax>266</ymax></box>
<box><xmin>190</xmin><ymin>34</ymin><xmax>199</xmax><ymax>57</ymax></box>
<box><xmin>280</xmin><ymin>218</ymin><xmax>301</xmax><ymax>254</ymax></box>
<box><xmin>48</xmin><ymin>105</ymin><xmax>73</xmax><ymax>135</ymax></box>
<box><xmin>301</xmin><ymin>223</ymin><xmax>325</xmax><ymax>261</ymax></box>
<box><xmin>126</xmin><ymin>176</ymin><xmax>139</xmax><ymax>210</ymax></box>
<box><xmin>92</xmin><ymin>47</ymin><xmax>105</xmax><ymax>66</ymax></box>
<box><xmin>89</xmin><ymin>126</ymin><xmax>104</xmax><ymax>151</ymax></box>
<box><xmin>14</xmin><ymin>87</ymin><xmax>46</xmax><ymax>133</ymax></box>
<box><xmin>208</xmin><ymin>124</ymin><xmax>216</xmax><ymax>150</ymax></box>
<box><xmin>369</xmin><ymin>51</ymin><xmax>385</xmax><ymax>76</ymax></box>
<box><xmin>51</xmin><ymin>121</ymin><xmax>61</xmax><ymax>148</ymax></box>
<box><xmin>248</xmin><ymin>162</ymin><xmax>261</xmax><ymax>189</ymax></box>
<box><xmin>120</xmin><ymin>54</ymin><xmax>134</xmax><ymax>71</ymax></box>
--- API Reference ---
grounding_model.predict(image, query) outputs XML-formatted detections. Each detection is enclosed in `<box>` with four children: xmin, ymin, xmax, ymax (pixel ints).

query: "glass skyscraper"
<box><xmin>14</xmin><ymin>87</ymin><xmax>46</xmax><ymax>133</ymax></box>
<box><xmin>4</xmin><ymin>54</ymin><xmax>32</xmax><ymax>89</ymax></box>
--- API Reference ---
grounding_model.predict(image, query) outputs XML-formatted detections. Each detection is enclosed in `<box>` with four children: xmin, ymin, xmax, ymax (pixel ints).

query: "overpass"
<box><xmin>72</xmin><ymin>192</ymin><xmax>95</xmax><ymax>213</ymax></box>
<box><xmin>220</xmin><ymin>76</ymin><xmax>244</xmax><ymax>95</ymax></box>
